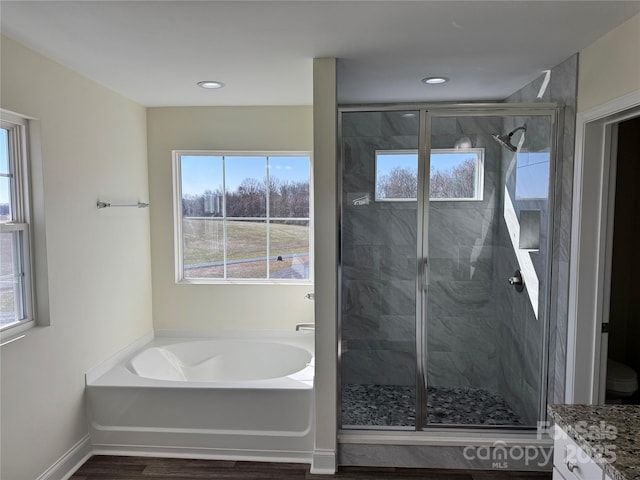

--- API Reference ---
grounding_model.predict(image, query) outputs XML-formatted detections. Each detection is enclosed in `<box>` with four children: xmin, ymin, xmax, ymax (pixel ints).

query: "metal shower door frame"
<box><xmin>338</xmin><ymin>103</ymin><xmax>560</xmax><ymax>434</ymax></box>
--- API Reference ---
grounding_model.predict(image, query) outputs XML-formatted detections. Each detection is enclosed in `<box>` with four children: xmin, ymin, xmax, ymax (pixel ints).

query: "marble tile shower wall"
<box><xmin>489</xmin><ymin>55</ymin><xmax>578</xmax><ymax>424</ymax></box>
<box><xmin>492</xmin><ymin>114</ymin><xmax>548</xmax><ymax>424</ymax></box>
<box><xmin>494</xmin><ymin>262</ymin><xmax>545</xmax><ymax>426</ymax></box>
<box><xmin>502</xmin><ymin>54</ymin><xmax>579</xmax><ymax>410</ymax></box>
<box><xmin>426</xmin><ymin>116</ymin><xmax>502</xmax><ymax>392</ymax></box>
<box><xmin>341</xmin><ymin>111</ymin><xmax>419</xmax><ymax>386</ymax></box>
<box><xmin>341</xmin><ymin>112</ymin><xmax>505</xmax><ymax>390</ymax></box>
<box><xmin>340</xmin><ymin>53</ymin><xmax>578</xmax><ymax>418</ymax></box>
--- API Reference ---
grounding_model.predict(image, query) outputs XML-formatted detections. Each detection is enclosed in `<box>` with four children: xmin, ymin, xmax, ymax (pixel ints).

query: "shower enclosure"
<box><xmin>339</xmin><ymin>104</ymin><xmax>558</xmax><ymax>431</ymax></box>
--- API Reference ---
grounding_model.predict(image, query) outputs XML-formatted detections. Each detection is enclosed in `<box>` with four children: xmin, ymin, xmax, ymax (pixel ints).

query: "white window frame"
<box><xmin>374</xmin><ymin>148</ymin><xmax>485</xmax><ymax>202</ymax></box>
<box><xmin>173</xmin><ymin>150</ymin><xmax>313</xmax><ymax>285</ymax></box>
<box><xmin>0</xmin><ymin>111</ymin><xmax>36</xmax><ymax>339</ymax></box>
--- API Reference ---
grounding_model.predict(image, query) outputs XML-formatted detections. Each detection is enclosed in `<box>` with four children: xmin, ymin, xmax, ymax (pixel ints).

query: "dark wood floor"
<box><xmin>71</xmin><ymin>456</ymin><xmax>552</xmax><ymax>480</ymax></box>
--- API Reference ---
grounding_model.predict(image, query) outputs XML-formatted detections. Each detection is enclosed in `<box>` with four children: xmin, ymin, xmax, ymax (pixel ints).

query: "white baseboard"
<box><xmin>37</xmin><ymin>435</ymin><xmax>93</xmax><ymax>480</ymax></box>
<box><xmin>93</xmin><ymin>445</ymin><xmax>313</xmax><ymax>464</ymax></box>
<box><xmin>310</xmin><ymin>448</ymin><xmax>336</xmax><ymax>474</ymax></box>
<box><xmin>36</xmin><ymin>439</ymin><xmax>315</xmax><ymax>479</ymax></box>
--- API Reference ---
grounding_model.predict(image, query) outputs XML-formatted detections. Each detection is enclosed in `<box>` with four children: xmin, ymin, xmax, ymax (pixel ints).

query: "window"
<box><xmin>375</xmin><ymin>148</ymin><xmax>484</xmax><ymax>201</ymax></box>
<box><xmin>174</xmin><ymin>151</ymin><xmax>312</xmax><ymax>283</ymax></box>
<box><xmin>1</xmin><ymin>112</ymin><xmax>34</xmax><ymax>335</ymax></box>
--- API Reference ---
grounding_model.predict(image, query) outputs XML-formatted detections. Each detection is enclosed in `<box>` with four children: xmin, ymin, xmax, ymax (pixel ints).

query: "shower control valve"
<box><xmin>508</xmin><ymin>270</ymin><xmax>525</xmax><ymax>293</ymax></box>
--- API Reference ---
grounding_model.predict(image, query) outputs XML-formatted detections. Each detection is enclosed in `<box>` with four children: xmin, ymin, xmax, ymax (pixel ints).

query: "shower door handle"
<box><xmin>422</xmin><ymin>258</ymin><xmax>430</xmax><ymax>291</ymax></box>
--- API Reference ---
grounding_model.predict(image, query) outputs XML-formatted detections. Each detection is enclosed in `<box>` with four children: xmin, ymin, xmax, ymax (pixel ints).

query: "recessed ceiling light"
<box><xmin>421</xmin><ymin>76</ymin><xmax>449</xmax><ymax>85</ymax></box>
<box><xmin>197</xmin><ymin>81</ymin><xmax>225</xmax><ymax>89</ymax></box>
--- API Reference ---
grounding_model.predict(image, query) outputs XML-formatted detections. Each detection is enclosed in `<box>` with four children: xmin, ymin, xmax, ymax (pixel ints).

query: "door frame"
<box><xmin>565</xmin><ymin>90</ymin><xmax>640</xmax><ymax>404</ymax></box>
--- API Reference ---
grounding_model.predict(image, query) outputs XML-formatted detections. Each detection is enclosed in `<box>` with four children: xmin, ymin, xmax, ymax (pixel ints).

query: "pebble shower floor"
<box><xmin>342</xmin><ymin>384</ymin><xmax>523</xmax><ymax>427</ymax></box>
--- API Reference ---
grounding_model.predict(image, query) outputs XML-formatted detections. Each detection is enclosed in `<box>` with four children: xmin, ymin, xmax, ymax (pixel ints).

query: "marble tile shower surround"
<box><xmin>501</xmin><ymin>54</ymin><xmax>579</xmax><ymax>410</ymax></box>
<box><xmin>341</xmin><ymin>112</ymin><xmax>504</xmax><ymax>394</ymax></box>
<box><xmin>484</xmin><ymin>54</ymin><xmax>578</xmax><ymax>424</ymax></box>
<box><xmin>491</xmin><ymin>113</ymin><xmax>551</xmax><ymax>426</ymax></box>
<box><xmin>341</xmin><ymin>110</ymin><xmax>419</xmax><ymax>390</ymax></box>
<box><xmin>426</xmin><ymin>116</ymin><xmax>503</xmax><ymax>394</ymax></box>
<box><xmin>338</xmin><ymin>444</ymin><xmax>553</xmax><ymax>470</ymax></box>
<box><xmin>339</xmin><ymin>56</ymin><xmax>578</xmax><ymax>425</ymax></box>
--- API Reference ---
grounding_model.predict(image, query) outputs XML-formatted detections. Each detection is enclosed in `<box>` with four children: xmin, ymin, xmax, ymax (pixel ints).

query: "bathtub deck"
<box><xmin>71</xmin><ymin>455</ymin><xmax>552</xmax><ymax>479</ymax></box>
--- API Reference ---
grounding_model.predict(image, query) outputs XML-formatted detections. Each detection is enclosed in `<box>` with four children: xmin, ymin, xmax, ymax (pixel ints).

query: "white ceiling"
<box><xmin>2</xmin><ymin>1</ymin><xmax>639</xmax><ymax>107</ymax></box>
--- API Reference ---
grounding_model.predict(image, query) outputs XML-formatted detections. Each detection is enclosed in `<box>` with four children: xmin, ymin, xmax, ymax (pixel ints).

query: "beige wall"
<box><xmin>0</xmin><ymin>36</ymin><xmax>153</xmax><ymax>480</ymax></box>
<box><xmin>146</xmin><ymin>106</ymin><xmax>314</xmax><ymax>331</ymax></box>
<box><xmin>578</xmin><ymin>12</ymin><xmax>640</xmax><ymax>112</ymax></box>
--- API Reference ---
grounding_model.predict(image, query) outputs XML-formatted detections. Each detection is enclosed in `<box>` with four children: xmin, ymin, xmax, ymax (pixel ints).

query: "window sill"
<box><xmin>0</xmin><ymin>320</ymin><xmax>36</xmax><ymax>346</ymax></box>
<box><xmin>176</xmin><ymin>278</ymin><xmax>313</xmax><ymax>286</ymax></box>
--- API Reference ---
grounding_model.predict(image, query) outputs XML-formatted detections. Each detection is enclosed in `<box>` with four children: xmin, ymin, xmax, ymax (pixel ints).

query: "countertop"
<box><xmin>548</xmin><ymin>404</ymin><xmax>640</xmax><ymax>480</ymax></box>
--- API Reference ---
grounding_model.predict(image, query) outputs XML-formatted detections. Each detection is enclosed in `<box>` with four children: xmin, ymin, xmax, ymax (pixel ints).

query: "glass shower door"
<box><xmin>340</xmin><ymin>110</ymin><xmax>419</xmax><ymax>428</ymax></box>
<box><xmin>422</xmin><ymin>113</ymin><xmax>555</xmax><ymax>427</ymax></box>
<box><xmin>339</xmin><ymin>107</ymin><xmax>557</xmax><ymax>431</ymax></box>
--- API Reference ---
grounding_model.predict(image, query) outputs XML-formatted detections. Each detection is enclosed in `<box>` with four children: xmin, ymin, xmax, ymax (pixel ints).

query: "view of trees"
<box><xmin>376</xmin><ymin>167</ymin><xmax>417</xmax><ymax>199</ymax></box>
<box><xmin>376</xmin><ymin>157</ymin><xmax>477</xmax><ymax>200</ymax></box>
<box><xmin>182</xmin><ymin>178</ymin><xmax>310</xmax><ymax>218</ymax></box>
<box><xmin>430</xmin><ymin>157</ymin><xmax>476</xmax><ymax>199</ymax></box>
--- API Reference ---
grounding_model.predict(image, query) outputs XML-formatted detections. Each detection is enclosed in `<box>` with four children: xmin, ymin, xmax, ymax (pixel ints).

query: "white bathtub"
<box><xmin>86</xmin><ymin>330</ymin><xmax>315</xmax><ymax>463</ymax></box>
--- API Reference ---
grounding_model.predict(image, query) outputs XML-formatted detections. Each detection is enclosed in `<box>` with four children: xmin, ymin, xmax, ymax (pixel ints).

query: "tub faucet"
<box><xmin>296</xmin><ymin>323</ymin><xmax>315</xmax><ymax>331</ymax></box>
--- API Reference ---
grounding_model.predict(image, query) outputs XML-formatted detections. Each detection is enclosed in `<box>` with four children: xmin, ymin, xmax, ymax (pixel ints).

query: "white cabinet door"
<box><xmin>553</xmin><ymin>466</ymin><xmax>568</xmax><ymax>480</ymax></box>
<box><xmin>553</xmin><ymin>425</ymin><xmax>604</xmax><ymax>480</ymax></box>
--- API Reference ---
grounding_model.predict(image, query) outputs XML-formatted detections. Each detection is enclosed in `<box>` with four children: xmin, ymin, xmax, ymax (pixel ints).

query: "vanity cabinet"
<box><xmin>553</xmin><ymin>425</ymin><xmax>606</xmax><ymax>480</ymax></box>
<box><xmin>549</xmin><ymin>404</ymin><xmax>640</xmax><ymax>480</ymax></box>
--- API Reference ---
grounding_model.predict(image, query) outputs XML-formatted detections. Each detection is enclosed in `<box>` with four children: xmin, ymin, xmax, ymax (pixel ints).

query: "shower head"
<box><xmin>492</xmin><ymin>124</ymin><xmax>527</xmax><ymax>152</ymax></box>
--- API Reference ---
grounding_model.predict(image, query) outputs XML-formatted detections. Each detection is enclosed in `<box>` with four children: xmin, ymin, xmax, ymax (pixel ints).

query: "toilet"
<box><xmin>606</xmin><ymin>359</ymin><xmax>638</xmax><ymax>398</ymax></box>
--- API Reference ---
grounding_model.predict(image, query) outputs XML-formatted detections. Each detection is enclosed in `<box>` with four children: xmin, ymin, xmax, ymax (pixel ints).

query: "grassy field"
<box><xmin>182</xmin><ymin>218</ymin><xmax>309</xmax><ymax>278</ymax></box>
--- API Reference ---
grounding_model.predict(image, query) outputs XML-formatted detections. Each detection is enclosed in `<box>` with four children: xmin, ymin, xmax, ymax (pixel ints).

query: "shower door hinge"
<box><xmin>601</xmin><ymin>323</ymin><xmax>610</xmax><ymax>333</ymax></box>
